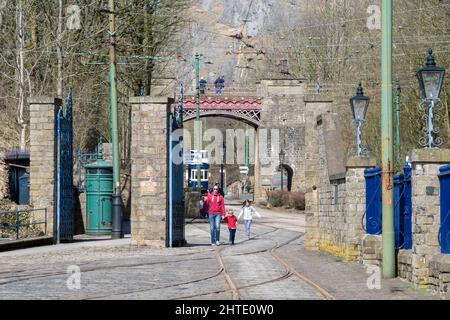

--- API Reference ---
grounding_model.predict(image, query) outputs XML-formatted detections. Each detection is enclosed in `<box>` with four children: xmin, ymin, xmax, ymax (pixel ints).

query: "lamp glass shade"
<box><xmin>350</xmin><ymin>97</ymin><xmax>369</xmax><ymax>122</ymax></box>
<box><xmin>417</xmin><ymin>69</ymin><xmax>445</xmax><ymax>101</ymax></box>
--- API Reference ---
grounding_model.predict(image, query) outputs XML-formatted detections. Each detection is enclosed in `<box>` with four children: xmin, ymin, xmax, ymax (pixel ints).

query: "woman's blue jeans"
<box><xmin>209</xmin><ymin>214</ymin><xmax>222</xmax><ymax>243</ymax></box>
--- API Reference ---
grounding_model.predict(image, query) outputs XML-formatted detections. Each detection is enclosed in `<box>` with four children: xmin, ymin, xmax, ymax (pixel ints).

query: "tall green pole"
<box><xmin>109</xmin><ymin>0</ymin><xmax>122</xmax><ymax>239</ymax></box>
<box><xmin>395</xmin><ymin>78</ymin><xmax>401</xmax><ymax>172</ymax></box>
<box><xmin>381</xmin><ymin>0</ymin><xmax>395</xmax><ymax>278</ymax></box>
<box><xmin>195</xmin><ymin>53</ymin><xmax>202</xmax><ymax>193</ymax></box>
<box><xmin>245</xmin><ymin>124</ymin><xmax>249</xmax><ymax>168</ymax></box>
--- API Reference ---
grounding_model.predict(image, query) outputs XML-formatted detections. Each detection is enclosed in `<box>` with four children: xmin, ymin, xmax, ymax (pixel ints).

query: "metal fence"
<box><xmin>364</xmin><ymin>164</ymin><xmax>412</xmax><ymax>249</ymax></box>
<box><xmin>364</xmin><ymin>167</ymin><xmax>382</xmax><ymax>235</ymax></box>
<box><xmin>393</xmin><ymin>164</ymin><xmax>413</xmax><ymax>250</ymax></box>
<box><xmin>0</xmin><ymin>208</ymin><xmax>47</xmax><ymax>241</ymax></box>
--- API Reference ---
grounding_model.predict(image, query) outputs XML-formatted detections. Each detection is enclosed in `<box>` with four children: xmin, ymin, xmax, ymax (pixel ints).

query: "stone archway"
<box><xmin>128</xmin><ymin>78</ymin><xmax>334</xmax><ymax>247</ymax></box>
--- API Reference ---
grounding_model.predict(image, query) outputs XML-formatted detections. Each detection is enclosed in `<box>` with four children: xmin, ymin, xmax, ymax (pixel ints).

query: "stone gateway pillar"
<box><xmin>410</xmin><ymin>149</ymin><xmax>450</xmax><ymax>287</ymax></box>
<box><xmin>254</xmin><ymin>79</ymin><xmax>309</xmax><ymax>204</ymax></box>
<box><xmin>130</xmin><ymin>80</ymin><xmax>175</xmax><ymax>247</ymax></box>
<box><xmin>29</xmin><ymin>97</ymin><xmax>58</xmax><ymax>237</ymax></box>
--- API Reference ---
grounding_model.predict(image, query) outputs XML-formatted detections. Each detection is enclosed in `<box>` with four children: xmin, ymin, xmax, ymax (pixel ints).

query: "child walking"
<box><xmin>238</xmin><ymin>200</ymin><xmax>261</xmax><ymax>240</ymax></box>
<box><xmin>224</xmin><ymin>209</ymin><xmax>238</xmax><ymax>245</ymax></box>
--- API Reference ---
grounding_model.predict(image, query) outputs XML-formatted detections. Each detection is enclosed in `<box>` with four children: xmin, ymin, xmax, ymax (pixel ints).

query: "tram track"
<box><xmin>0</xmin><ymin>226</ymin><xmax>277</xmax><ymax>284</ymax></box>
<box><xmin>0</xmin><ymin>220</ymin><xmax>336</xmax><ymax>300</ymax></box>
<box><xmin>175</xmin><ymin>228</ymin><xmax>336</xmax><ymax>301</ymax></box>
<box><xmin>80</xmin><ymin>227</ymin><xmax>279</xmax><ymax>300</ymax></box>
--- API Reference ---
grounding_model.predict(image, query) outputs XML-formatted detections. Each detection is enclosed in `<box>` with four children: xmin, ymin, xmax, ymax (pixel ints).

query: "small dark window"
<box><xmin>333</xmin><ymin>184</ymin><xmax>339</xmax><ymax>205</ymax></box>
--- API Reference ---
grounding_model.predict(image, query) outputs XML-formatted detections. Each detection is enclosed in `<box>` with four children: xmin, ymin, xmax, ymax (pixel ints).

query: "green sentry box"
<box><xmin>85</xmin><ymin>154</ymin><xmax>113</xmax><ymax>235</ymax></box>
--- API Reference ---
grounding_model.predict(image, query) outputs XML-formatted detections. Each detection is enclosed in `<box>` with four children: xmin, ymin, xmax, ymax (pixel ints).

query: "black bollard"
<box><xmin>112</xmin><ymin>195</ymin><xmax>123</xmax><ymax>239</ymax></box>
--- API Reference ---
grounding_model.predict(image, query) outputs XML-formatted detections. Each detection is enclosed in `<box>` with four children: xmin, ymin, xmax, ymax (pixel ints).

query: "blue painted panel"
<box><xmin>403</xmin><ymin>164</ymin><xmax>412</xmax><ymax>250</ymax></box>
<box><xmin>439</xmin><ymin>164</ymin><xmax>450</xmax><ymax>254</ymax></box>
<box><xmin>169</xmin><ymin>111</ymin><xmax>185</xmax><ymax>247</ymax></box>
<box><xmin>365</xmin><ymin>167</ymin><xmax>382</xmax><ymax>235</ymax></box>
<box><xmin>18</xmin><ymin>172</ymin><xmax>30</xmax><ymax>205</ymax></box>
<box><xmin>56</xmin><ymin>89</ymin><xmax>74</xmax><ymax>242</ymax></box>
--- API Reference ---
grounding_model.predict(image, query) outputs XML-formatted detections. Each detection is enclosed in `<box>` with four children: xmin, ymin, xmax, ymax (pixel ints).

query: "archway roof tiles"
<box><xmin>182</xmin><ymin>96</ymin><xmax>262</xmax><ymax>111</ymax></box>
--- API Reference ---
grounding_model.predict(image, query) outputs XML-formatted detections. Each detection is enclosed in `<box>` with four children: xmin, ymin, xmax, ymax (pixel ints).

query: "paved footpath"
<box><xmin>0</xmin><ymin>204</ymin><xmax>445</xmax><ymax>300</ymax></box>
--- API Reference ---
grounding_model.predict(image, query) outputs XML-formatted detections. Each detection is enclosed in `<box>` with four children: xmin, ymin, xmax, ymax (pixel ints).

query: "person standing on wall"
<box><xmin>205</xmin><ymin>185</ymin><xmax>226</xmax><ymax>246</ymax></box>
<box><xmin>199</xmin><ymin>77</ymin><xmax>207</xmax><ymax>94</ymax></box>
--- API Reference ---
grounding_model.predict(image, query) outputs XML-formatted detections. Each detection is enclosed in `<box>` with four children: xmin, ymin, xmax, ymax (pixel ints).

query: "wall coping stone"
<box><xmin>29</xmin><ymin>97</ymin><xmax>56</xmax><ymax>104</ymax></box>
<box><xmin>410</xmin><ymin>148</ymin><xmax>450</xmax><ymax>164</ymax></box>
<box><xmin>429</xmin><ymin>254</ymin><xmax>450</xmax><ymax>273</ymax></box>
<box><xmin>129</xmin><ymin>96</ymin><xmax>173</xmax><ymax>105</ymax></box>
<box><xmin>346</xmin><ymin>156</ymin><xmax>377</xmax><ymax>168</ymax></box>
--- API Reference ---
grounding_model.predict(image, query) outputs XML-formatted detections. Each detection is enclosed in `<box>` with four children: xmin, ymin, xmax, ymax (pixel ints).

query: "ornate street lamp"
<box><xmin>279</xmin><ymin>149</ymin><xmax>286</xmax><ymax>191</ymax></box>
<box><xmin>416</xmin><ymin>48</ymin><xmax>446</xmax><ymax>148</ymax></box>
<box><xmin>349</xmin><ymin>81</ymin><xmax>370</xmax><ymax>156</ymax></box>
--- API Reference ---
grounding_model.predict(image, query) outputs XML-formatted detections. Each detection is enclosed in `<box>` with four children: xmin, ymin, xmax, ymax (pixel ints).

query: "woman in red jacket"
<box><xmin>205</xmin><ymin>185</ymin><xmax>226</xmax><ymax>246</ymax></box>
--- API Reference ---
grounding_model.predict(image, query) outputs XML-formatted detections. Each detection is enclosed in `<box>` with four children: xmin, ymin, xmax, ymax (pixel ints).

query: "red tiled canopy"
<box><xmin>182</xmin><ymin>96</ymin><xmax>262</xmax><ymax>110</ymax></box>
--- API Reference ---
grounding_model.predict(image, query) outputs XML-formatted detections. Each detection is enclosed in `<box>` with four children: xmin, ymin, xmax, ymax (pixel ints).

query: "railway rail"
<box><xmin>0</xmin><ymin>221</ymin><xmax>336</xmax><ymax>300</ymax></box>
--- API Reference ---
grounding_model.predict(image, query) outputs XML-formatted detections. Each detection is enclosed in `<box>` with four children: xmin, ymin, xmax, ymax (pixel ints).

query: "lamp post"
<box><xmin>416</xmin><ymin>48</ymin><xmax>446</xmax><ymax>148</ymax></box>
<box><xmin>108</xmin><ymin>0</ymin><xmax>123</xmax><ymax>239</ymax></box>
<box><xmin>349</xmin><ymin>81</ymin><xmax>370</xmax><ymax>156</ymax></box>
<box><xmin>195</xmin><ymin>53</ymin><xmax>202</xmax><ymax>193</ymax></box>
<box><xmin>221</xmin><ymin>142</ymin><xmax>226</xmax><ymax>193</ymax></box>
<box><xmin>279</xmin><ymin>149</ymin><xmax>285</xmax><ymax>191</ymax></box>
<box><xmin>395</xmin><ymin>78</ymin><xmax>402</xmax><ymax>171</ymax></box>
<box><xmin>381</xmin><ymin>0</ymin><xmax>395</xmax><ymax>278</ymax></box>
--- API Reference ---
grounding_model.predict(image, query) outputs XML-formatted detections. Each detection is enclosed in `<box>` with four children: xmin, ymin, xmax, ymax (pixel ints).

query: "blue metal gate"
<box><xmin>168</xmin><ymin>88</ymin><xmax>185</xmax><ymax>247</ymax></box>
<box><xmin>403</xmin><ymin>165</ymin><xmax>412</xmax><ymax>249</ymax></box>
<box><xmin>364</xmin><ymin>167</ymin><xmax>382</xmax><ymax>235</ymax></box>
<box><xmin>55</xmin><ymin>89</ymin><xmax>74</xmax><ymax>243</ymax></box>
<box><xmin>365</xmin><ymin>164</ymin><xmax>412</xmax><ymax>249</ymax></box>
<box><xmin>439</xmin><ymin>164</ymin><xmax>450</xmax><ymax>254</ymax></box>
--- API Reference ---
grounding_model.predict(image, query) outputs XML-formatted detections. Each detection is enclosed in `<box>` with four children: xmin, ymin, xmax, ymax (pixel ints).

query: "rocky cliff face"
<box><xmin>174</xmin><ymin>0</ymin><xmax>306</xmax><ymax>92</ymax></box>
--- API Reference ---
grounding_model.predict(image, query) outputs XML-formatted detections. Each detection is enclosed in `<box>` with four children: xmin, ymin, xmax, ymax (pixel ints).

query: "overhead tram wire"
<box><xmin>241</xmin><ymin>0</ymin><xmax>256</xmax><ymax>34</ymax></box>
<box><xmin>261</xmin><ymin>2</ymin><xmax>450</xmax><ymax>36</ymax></box>
<box><xmin>194</xmin><ymin>39</ymin><xmax>450</xmax><ymax>50</ymax></box>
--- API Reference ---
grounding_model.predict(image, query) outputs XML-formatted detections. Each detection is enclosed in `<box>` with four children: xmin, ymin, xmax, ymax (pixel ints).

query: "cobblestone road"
<box><xmin>0</xmin><ymin>205</ymin><xmax>445</xmax><ymax>300</ymax></box>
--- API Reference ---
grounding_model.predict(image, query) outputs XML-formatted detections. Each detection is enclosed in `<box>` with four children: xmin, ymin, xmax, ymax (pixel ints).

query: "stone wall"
<box><xmin>254</xmin><ymin>79</ymin><xmax>308</xmax><ymax>204</ymax></box>
<box><xmin>345</xmin><ymin>157</ymin><xmax>375</xmax><ymax>260</ymax></box>
<box><xmin>398</xmin><ymin>250</ymin><xmax>413</xmax><ymax>282</ymax></box>
<box><xmin>429</xmin><ymin>255</ymin><xmax>450</xmax><ymax>294</ymax></box>
<box><xmin>130</xmin><ymin>80</ymin><xmax>175</xmax><ymax>247</ymax></box>
<box><xmin>409</xmin><ymin>149</ymin><xmax>450</xmax><ymax>288</ymax></box>
<box><xmin>301</xmin><ymin>105</ymin><xmax>450</xmax><ymax>295</ymax></box>
<box><xmin>304</xmin><ymin>99</ymin><xmax>333</xmax><ymax>250</ymax></box>
<box><xmin>29</xmin><ymin>97</ymin><xmax>57</xmax><ymax>237</ymax></box>
<box><xmin>362</xmin><ymin>235</ymin><xmax>383</xmax><ymax>267</ymax></box>
<box><xmin>304</xmin><ymin>110</ymin><xmax>375</xmax><ymax>261</ymax></box>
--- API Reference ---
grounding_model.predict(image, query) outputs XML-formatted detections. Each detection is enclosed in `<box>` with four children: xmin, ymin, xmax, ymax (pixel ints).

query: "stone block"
<box><xmin>410</xmin><ymin>149</ymin><xmax>450</xmax><ymax>164</ymax></box>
